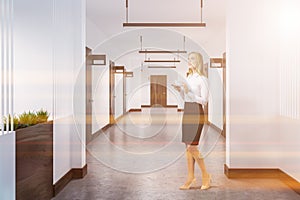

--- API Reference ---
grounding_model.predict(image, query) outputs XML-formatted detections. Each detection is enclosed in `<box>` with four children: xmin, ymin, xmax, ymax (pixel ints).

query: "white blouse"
<box><xmin>180</xmin><ymin>73</ymin><xmax>209</xmax><ymax>106</ymax></box>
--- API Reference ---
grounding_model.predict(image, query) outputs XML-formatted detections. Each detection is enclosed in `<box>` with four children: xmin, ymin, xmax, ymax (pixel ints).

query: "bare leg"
<box><xmin>188</xmin><ymin>145</ymin><xmax>211</xmax><ymax>189</ymax></box>
<box><xmin>186</xmin><ymin>145</ymin><xmax>195</xmax><ymax>180</ymax></box>
<box><xmin>179</xmin><ymin>145</ymin><xmax>196</xmax><ymax>190</ymax></box>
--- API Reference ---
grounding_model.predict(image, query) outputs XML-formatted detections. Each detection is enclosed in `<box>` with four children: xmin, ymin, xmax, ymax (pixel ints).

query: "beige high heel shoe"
<box><xmin>179</xmin><ymin>178</ymin><xmax>197</xmax><ymax>190</ymax></box>
<box><xmin>200</xmin><ymin>174</ymin><xmax>212</xmax><ymax>190</ymax></box>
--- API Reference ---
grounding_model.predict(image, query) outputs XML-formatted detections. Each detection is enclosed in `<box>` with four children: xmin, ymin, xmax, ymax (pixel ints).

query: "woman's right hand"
<box><xmin>183</xmin><ymin>83</ymin><xmax>189</xmax><ymax>93</ymax></box>
<box><xmin>172</xmin><ymin>84</ymin><xmax>181</xmax><ymax>92</ymax></box>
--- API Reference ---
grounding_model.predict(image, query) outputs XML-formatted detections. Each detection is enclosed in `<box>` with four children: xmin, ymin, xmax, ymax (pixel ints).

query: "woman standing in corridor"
<box><xmin>172</xmin><ymin>52</ymin><xmax>211</xmax><ymax>190</ymax></box>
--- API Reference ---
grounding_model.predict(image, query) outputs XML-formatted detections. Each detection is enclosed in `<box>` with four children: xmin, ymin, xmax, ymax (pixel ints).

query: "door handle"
<box><xmin>89</xmin><ymin>99</ymin><xmax>94</xmax><ymax>103</ymax></box>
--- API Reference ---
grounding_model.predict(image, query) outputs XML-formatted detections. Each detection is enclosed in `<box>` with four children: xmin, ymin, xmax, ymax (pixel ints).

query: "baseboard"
<box><xmin>141</xmin><ymin>105</ymin><xmax>178</xmax><ymax>108</ymax></box>
<box><xmin>207</xmin><ymin>121</ymin><xmax>223</xmax><ymax>135</ymax></box>
<box><xmin>115</xmin><ymin>114</ymin><xmax>126</xmax><ymax>122</ymax></box>
<box><xmin>89</xmin><ymin>112</ymin><xmax>130</xmax><ymax>144</ymax></box>
<box><xmin>72</xmin><ymin>164</ymin><xmax>88</xmax><ymax>179</ymax></box>
<box><xmin>224</xmin><ymin>164</ymin><xmax>280</xmax><ymax>179</ymax></box>
<box><xmin>224</xmin><ymin>164</ymin><xmax>300</xmax><ymax>195</ymax></box>
<box><xmin>53</xmin><ymin>164</ymin><xmax>87</xmax><ymax>196</ymax></box>
<box><xmin>166</xmin><ymin>105</ymin><xmax>178</xmax><ymax>108</ymax></box>
<box><xmin>177</xmin><ymin>108</ymin><xmax>184</xmax><ymax>112</ymax></box>
<box><xmin>101</xmin><ymin>123</ymin><xmax>112</xmax><ymax>132</ymax></box>
<box><xmin>279</xmin><ymin>169</ymin><xmax>300</xmax><ymax>195</ymax></box>
<box><xmin>90</xmin><ymin>124</ymin><xmax>112</xmax><ymax>142</ymax></box>
<box><xmin>141</xmin><ymin>105</ymin><xmax>151</xmax><ymax>108</ymax></box>
<box><xmin>129</xmin><ymin>108</ymin><xmax>142</xmax><ymax>112</ymax></box>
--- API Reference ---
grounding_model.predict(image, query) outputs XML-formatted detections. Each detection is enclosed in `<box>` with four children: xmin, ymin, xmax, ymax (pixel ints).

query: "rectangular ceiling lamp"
<box><xmin>123</xmin><ymin>23</ymin><xmax>206</xmax><ymax>27</ymax></box>
<box><xmin>113</xmin><ymin>66</ymin><xmax>125</xmax><ymax>73</ymax></box>
<box><xmin>125</xmin><ymin>72</ymin><xmax>134</xmax><ymax>77</ymax></box>
<box><xmin>210</xmin><ymin>58</ymin><xmax>223</xmax><ymax>68</ymax></box>
<box><xmin>139</xmin><ymin>50</ymin><xmax>187</xmax><ymax>54</ymax></box>
<box><xmin>144</xmin><ymin>60</ymin><xmax>180</xmax><ymax>63</ymax></box>
<box><xmin>89</xmin><ymin>55</ymin><xmax>106</xmax><ymax>65</ymax></box>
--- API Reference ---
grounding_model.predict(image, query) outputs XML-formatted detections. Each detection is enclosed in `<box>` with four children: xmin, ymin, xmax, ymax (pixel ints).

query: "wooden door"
<box><xmin>150</xmin><ymin>75</ymin><xmax>167</xmax><ymax>107</ymax></box>
<box><xmin>123</xmin><ymin>73</ymin><xmax>126</xmax><ymax>113</ymax></box>
<box><xmin>222</xmin><ymin>53</ymin><xmax>226</xmax><ymax>138</ymax></box>
<box><xmin>109</xmin><ymin>61</ymin><xmax>116</xmax><ymax>124</ymax></box>
<box><xmin>86</xmin><ymin>47</ymin><xmax>92</xmax><ymax>144</ymax></box>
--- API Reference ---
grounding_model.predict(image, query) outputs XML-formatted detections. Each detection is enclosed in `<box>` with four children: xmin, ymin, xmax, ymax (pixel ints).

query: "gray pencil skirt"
<box><xmin>182</xmin><ymin>102</ymin><xmax>205</xmax><ymax>145</ymax></box>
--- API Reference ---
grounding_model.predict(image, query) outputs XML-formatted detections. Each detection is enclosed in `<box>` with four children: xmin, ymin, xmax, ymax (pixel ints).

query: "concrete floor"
<box><xmin>53</xmin><ymin>108</ymin><xmax>300</xmax><ymax>200</ymax></box>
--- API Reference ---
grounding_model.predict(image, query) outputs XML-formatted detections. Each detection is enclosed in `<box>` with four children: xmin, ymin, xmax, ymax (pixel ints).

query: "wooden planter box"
<box><xmin>16</xmin><ymin>121</ymin><xmax>53</xmax><ymax>200</ymax></box>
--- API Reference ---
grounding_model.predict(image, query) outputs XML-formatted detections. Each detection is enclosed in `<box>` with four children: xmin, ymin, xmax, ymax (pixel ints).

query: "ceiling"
<box><xmin>86</xmin><ymin>0</ymin><xmax>226</xmax><ymax>57</ymax></box>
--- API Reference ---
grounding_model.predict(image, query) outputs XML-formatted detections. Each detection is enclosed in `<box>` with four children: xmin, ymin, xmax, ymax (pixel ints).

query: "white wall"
<box><xmin>208</xmin><ymin>68</ymin><xmax>223</xmax><ymax>129</ymax></box>
<box><xmin>71</xmin><ymin>0</ymin><xmax>86</xmax><ymax>173</ymax></box>
<box><xmin>227</xmin><ymin>0</ymin><xmax>300</xmax><ymax>179</ymax></box>
<box><xmin>0</xmin><ymin>133</ymin><xmax>15</xmax><ymax>200</ymax></box>
<box><xmin>86</xmin><ymin>18</ymin><xmax>106</xmax><ymax>50</ymax></box>
<box><xmin>279</xmin><ymin>118</ymin><xmax>300</xmax><ymax>181</ymax></box>
<box><xmin>53</xmin><ymin>0</ymin><xmax>86</xmax><ymax>183</ymax></box>
<box><xmin>115</xmin><ymin>73</ymin><xmax>124</xmax><ymax>118</ymax></box>
<box><xmin>174</xmin><ymin>28</ymin><xmax>226</xmax><ymax>58</ymax></box>
<box><xmin>1</xmin><ymin>4</ymin><xmax>15</xmax><ymax>197</ymax></box>
<box><xmin>278</xmin><ymin>0</ymin><xmax>300</xmax><ymax>182</ymax></box>
<box><xmin>226</xmin><ymin>0</ymin><xmax>280</xmax><ymax>168</ymax></box>
<box><xmin>125</xmin><ymin>65</ymin><xmax>142</xmax><ymax>111</ymax></box>
<box><xmin>92</xmin><ymin>61</ymin><xmax>110</xmax><ymax>133</ymax></box>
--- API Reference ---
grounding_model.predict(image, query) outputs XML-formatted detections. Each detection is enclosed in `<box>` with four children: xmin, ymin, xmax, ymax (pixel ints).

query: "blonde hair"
<box><xmin>186</xmin><ymin>52</ymin><xmax>205</xmax><ymax>77</ymax></box>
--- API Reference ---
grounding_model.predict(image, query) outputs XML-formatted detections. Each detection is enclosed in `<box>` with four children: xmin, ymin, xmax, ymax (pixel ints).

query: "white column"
<box><xmin>0</xmin><ymin>0</ymin><xmax>16</xmax><ymax>199</ymax></box>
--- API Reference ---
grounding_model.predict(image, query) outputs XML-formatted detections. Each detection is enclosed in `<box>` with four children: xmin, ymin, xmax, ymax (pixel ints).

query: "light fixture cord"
<box><xmin>140</xmin><ymin>35</ymin><xmax>143</xmax><ymax>50</ymax></box>
<box><xmin>126</xmin><ymin>0</ymin><xmax>128</xmax><ymax>23</ymax></box>
<box><xmin>183</xmin><ymin>36</ymin><xmax>186</xmax><ymax>51</ymax></box>
<box><xmin>201</xmin><ymin>0</ymin><xmax>203</xmax><ymax>23</ymax></box>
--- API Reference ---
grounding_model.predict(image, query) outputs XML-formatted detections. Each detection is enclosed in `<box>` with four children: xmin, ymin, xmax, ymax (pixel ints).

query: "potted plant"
<box><xmin>14</xmin><ymin>109</ymin><xmax>53</xmax><ymax>200</ymax></box>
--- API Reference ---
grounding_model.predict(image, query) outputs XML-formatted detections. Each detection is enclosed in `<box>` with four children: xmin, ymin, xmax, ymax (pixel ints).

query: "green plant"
<box><xmin>36</xmin><ymin>109</ymin><xmax>49</xmax><ymax>123</ymax></box>
<box><xmin>1</xmin><ymin>109</ymin><xmax>50</xmax><ymax>130</ymax></box>
<box><xmin>19</xmin><ymin>111</ymin><xmax>38</xmax><ymax>127</ymax></box>
<box><xmin>2</xmin><ymin>114</ymin><xmax>19</xmax><ymax>131</ymax></box>
<box><xmin>28</xmin><ymin>111</ymin><xmax>38</xmax><ymax>125</ymax></box>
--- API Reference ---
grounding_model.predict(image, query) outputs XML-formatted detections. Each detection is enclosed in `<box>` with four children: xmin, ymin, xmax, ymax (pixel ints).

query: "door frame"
<box><xmin>109</xmin><ymin>61</ymin><xmax>116</xmax><ymax>124</ymax></box>
<box><xmin>123</xmin><ymin>71</ymin><xmax>126</xmax><ymax>114</ymax></box>
<box><xmin>222</xmin><ymin>53</ymin><xmax>226</xmax><ymax>138</ymax></box>
<box><xmin>85</xmin><ymin>47</ymin><xmax>92</xmax><ymax>144</ymax></box>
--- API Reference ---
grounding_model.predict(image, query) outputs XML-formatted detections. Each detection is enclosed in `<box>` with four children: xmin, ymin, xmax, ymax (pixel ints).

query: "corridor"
<box><xmin>53</xmin><ymin>108</ymin><xmax>299</xmax><ymax>200</ymax></box>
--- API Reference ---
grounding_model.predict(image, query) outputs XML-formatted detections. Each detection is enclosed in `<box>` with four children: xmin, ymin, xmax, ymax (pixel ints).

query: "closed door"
<box><xmin>222</xmin><ymin>53</ymin><xmax>226</xmax><ymax>138</ymax></box>
<box><xmin>86</xmin><ymin>47</ymin><xmax>92</xmax><ymax>144</ymax></box>
<box><xmin>150</xmin><ymin>75</ymin><xmax>167</xmax><ymax>107</ymax></box>
<box><xmin>109</xmin><ymin>61</ymin><xmax>115</xmax><ymax>124</ymax></box>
